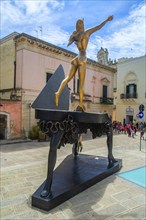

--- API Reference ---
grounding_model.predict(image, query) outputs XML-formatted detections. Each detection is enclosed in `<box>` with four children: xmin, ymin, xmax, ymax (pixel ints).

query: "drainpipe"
<box><xmin>14</xmin><ymin>61</ymin><xmax>16</xmax><ymax>90</ymax></box>
<box><xmin>14</xmin><ymin>38</ymin><xmax>17</xmax><ymax>90</ymax></box>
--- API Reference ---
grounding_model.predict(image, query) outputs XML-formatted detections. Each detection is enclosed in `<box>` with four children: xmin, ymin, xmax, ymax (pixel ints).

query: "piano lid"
<box><xmin>31</xmin><ymin>65</ymin><xmax>70</xmax><ymax>111</ymax></box>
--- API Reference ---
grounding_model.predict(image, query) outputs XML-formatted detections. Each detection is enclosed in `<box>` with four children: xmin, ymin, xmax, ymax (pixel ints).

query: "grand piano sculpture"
<box><xmin>31</xmin><ymin>65</ymin><xmax>122</xmax><ymax>211</ymax></box>
<box><xmin>32</xmin><ymin>17</ymin><xmax>122</xmax><ymax>211</ymax></box>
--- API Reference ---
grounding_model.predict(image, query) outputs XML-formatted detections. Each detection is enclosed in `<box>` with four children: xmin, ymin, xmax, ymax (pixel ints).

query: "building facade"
<box><xmin>115</xmin><ymin>56</ymin><xmax>146</xmax><ymax>124</ymax></box>
<box><xmin>0</xmin><ymin>33</ymin><xmax>116</xmax><ymax>139</ymax></box>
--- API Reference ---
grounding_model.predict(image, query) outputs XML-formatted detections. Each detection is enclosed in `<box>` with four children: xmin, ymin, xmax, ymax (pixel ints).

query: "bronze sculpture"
<box><xmin>55</xmin><ymin>16</ymin><xmax>113</xmax><ymax>110</ymax></box>
<box><xmin>31</xmin><ymin>16</ymin><xmax>122</xmax><ymax>212</ymax></box>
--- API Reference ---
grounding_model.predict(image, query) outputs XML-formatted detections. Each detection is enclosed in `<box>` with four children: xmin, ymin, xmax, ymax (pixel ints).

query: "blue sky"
<box><xmin>1</xmin><ymin>0</ymin><xmax>145</xmax><ymax>61</ymax></box>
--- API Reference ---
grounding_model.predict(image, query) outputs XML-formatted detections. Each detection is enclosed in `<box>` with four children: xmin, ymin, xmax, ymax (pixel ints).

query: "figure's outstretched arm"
<box><xmin>67</xmin><ymin>31</ymin><xmax>76</xmax><ymax>47</ymax></box>
<box><xmin>86</xmin><ymin>16</ymin><xmax>113</xmax><ymax>37</ymax></box>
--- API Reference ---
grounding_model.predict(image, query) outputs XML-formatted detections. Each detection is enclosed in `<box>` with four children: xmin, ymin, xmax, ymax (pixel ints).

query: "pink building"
<box><xmin>0</xmin><ymin>101</ymin><xmax>21</xmax><ymax>139</ymax></box>
<box><xmin>0</xmin><ymin>33</ymin><xmax>116</xmax><ymax>139</ymax></box>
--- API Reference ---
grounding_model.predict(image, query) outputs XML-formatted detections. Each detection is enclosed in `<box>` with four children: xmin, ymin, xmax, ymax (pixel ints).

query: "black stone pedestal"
<box><xmin>32</xmin><ymin>154</ymin><xmax>122</xmax><ymax>211</ymax></box>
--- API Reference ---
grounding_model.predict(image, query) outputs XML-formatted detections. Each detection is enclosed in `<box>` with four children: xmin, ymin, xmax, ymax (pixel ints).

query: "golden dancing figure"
<box><xmin>55</xmin><ymin>16</ymin><xmax>113</xmax><ymax>110</ymax></box>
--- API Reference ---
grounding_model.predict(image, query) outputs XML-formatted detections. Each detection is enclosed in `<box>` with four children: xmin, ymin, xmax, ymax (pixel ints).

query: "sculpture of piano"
<box><xmin>31</xmin><ymin>65</ymin><xmax>122</xmax><ymax>211</ymax></box>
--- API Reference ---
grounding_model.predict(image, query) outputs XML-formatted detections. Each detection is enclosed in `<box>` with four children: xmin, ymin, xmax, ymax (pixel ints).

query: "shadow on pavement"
<box><xmin>28</xmin><ymin>173</ymin><xmax>117</xmax><ymax>220</ymax></box>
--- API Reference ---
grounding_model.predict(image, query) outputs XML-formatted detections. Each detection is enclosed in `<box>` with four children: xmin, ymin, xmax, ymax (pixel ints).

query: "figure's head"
<box><xmin>76</xmin><ymin>19</ymin><xmax>84</xmax><ymax>31</ymax></box>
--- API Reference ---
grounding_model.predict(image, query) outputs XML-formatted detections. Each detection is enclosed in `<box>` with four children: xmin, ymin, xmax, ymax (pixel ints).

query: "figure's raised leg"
<box><xmin>41</xmin><ymin>131</ymin><xmax>64</xmax><ymax>198</ymax></box>
<box><xmin>78</xmin><ymin>62</ymin><xmax>86</xmax><ymax>109</ymax></box>
<box><xmin>55</xmin><ymin>61</ymin><xmax>78</xmax><ymax>106</ymax></box>
<box><xmin>105</xmin><ymin>119</ymin><xmax>117</xmax><ymax>168</ymax></box>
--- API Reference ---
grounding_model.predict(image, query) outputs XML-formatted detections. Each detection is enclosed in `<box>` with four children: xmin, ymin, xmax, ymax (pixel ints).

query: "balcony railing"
<box><xmin>100</xmin><ymin>97</ymin><xmax>113</xmax><ymax>105</ymax></box>
<box><xmin>71</xmin><ymin>93</ymin><xmax>92</xmax><ymax>102</ymax></box>
<box><xmin>120</xmin><ymin>93</ymin><xmax>138</xmax><ymax>99</ymax></box>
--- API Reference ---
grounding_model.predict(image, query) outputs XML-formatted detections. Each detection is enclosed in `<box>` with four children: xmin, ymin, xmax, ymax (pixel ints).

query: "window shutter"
<box><xmin>126</xmin><ymin>85</ymin><xmax>129</xmax><ymax>94</ymax></box>
<box><xmin>134</xmin><ymin>84</ymin><xmax>136</xmax><ymax>93</ymax></box>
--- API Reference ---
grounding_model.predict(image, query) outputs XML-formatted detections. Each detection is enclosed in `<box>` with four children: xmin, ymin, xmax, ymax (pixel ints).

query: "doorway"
<box><xmin>0</xmin><ymin>114</ymin><xmax>7</xmax><ymax>139</ymax></box>
<box><xmin>126</xmin><ymin>115</ymin><xmax>133</xmax><ymax>124</ymax></box>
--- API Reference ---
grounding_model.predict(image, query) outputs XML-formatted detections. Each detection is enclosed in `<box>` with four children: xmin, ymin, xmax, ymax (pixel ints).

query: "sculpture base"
<box><xmin>32</xmin><ymin>154</ymin><xmax>122</xmax><ymax>211</ymax></box>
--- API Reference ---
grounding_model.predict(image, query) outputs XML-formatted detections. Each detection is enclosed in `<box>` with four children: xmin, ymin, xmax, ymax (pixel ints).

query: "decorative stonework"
<box><xmin>101</xmin><ymin>77</ymin><xmax>110</xmax><ymax>85</ymax></box>
<box><xmin>14</xmin><ymin>33</ymin><xmax>116</xmax><ymax>73</ymax></box>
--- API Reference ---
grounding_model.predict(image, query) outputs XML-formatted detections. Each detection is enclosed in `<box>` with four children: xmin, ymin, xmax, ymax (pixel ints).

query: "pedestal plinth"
<box><xmin>32</xmin><ymin>154</ymin><xmax>122</xmax><ymax>211</ymax></box>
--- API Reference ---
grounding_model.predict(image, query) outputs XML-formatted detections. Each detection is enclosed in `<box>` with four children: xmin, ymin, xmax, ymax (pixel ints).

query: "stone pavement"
<box><xmin>0</xmin><ymin>133</ymin><xmax>146</xmax><ymax>220</ymax></box>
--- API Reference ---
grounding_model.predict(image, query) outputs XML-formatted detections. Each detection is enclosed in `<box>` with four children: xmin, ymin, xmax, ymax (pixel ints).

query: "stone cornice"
<box><xmin>14</xmin><ymin>33</ymin><xmax>117</xmax><ymax>73</ymax></box>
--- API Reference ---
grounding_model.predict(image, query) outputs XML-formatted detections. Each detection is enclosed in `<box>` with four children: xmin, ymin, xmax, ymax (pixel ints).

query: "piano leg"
<box><xmin>72</xmin><ymin>134</ymin><xmax>83</xmax><ymax>157</ymax></box>
<box><xmin>72</xmin><ymin>141</ymin><xmax>78</xmax><ymax>156</ymax></box>
<box><xmin>106</xmin><ymin>122</ymin><xmax>117</xmax><ymax>168</ymax></box>
<box><xmin>40</xmin><ymin>131</ymin><xmax>64</xmax><ymax>198</ymax></box>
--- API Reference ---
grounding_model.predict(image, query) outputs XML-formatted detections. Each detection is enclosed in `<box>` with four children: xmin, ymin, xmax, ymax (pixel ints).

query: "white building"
<box><xmin>116</xmin><ymin>55</ymin><xmax>146</xmax><ymax>124</ymax></box>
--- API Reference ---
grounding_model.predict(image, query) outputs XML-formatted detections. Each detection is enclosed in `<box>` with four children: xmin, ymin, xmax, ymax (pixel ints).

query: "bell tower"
<box><xmin>97</xmin><ymin>47</ymin><xmax>109</xmax><ymax>65</ymax></box>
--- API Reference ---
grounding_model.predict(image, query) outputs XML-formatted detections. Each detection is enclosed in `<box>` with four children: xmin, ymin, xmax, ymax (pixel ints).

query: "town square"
<box><xmin>0</xmin><ymin>0</ymin><xmax>146</xmax><ymax>219</ymax></box>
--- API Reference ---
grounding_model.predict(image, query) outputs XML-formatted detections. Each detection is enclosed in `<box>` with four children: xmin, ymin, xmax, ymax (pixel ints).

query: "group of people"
<box><xmin>112</xmin><ymin>121</ymin><xmax>145</xmax><ymax>139</ymax></box>
<box><xmin>76</xmin><ymin>121</ymin><xmax>145</xmax><ymax>152</ymax></box>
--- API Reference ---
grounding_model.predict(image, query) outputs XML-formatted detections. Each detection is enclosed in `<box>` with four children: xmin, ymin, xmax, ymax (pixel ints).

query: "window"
<box><xmin>103</xmin><ymin>85</ymin><xmax>107</xmax><ymax>98</ymax></box>
<box><xmin>46</xmin><ymin>72</ymin><xmax>52</xmax><ymax>83</ymax></box>
<box><xmin>126</xmin><ymin>84</ymin><xmax>137</xmax><ymax>98</ymax></box>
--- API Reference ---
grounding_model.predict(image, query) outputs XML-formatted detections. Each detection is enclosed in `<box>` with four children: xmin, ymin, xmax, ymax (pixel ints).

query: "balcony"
<box><xmin>120</xmin><ymin>93</ymin><xmax>138</xmax><ymax>99</ymax></box>
<box><xmin>100</xmin><ymin>97</ymin><xmax>113</xmax><ymax>105</ymax></box>
<box><xmin>71</xmin><ymin>93</ymin><xmax>92</xmax><ymax>102</ymax></box>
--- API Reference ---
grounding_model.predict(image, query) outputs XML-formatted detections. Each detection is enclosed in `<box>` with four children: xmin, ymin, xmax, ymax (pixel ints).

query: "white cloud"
<box><xmin>100</xmin><ymin>2</ymin><xmax>146</xmax><ymax>60</ymax></box>
<box><xmin>62</xmin><ymin>2</ymin><xmax>146</xmax><ymax>61</ymax></box>
<box><xmin>15</xmin><ymin>0</ymin><xmax>48</xmax><ymax>15</ymax></box>
<box><xmin>1</xmin><ymin>1</ymin><xmax>25</xmax><ymax>24</ymax></box>
<box><xmin>48</xmin><ymin>0</ymin><xmax>65</xmax><ymax>10</ymax></box>
<box><xmin>43</xmin><ymin>25</ymin><xmax>69</xmax><ymax>46</ymax></box>
<box><xmin>1</xmin><ymin>1</ymin><xmax>145</xmax><ymax>61</ymax></box>
<box><xmin>1</xmin><ymin>0</ymin><xmax>64</xmax><ymax>30</ymax></box>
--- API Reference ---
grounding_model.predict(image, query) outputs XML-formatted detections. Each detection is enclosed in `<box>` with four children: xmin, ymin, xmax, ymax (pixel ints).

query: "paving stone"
<box><xmin>126</xmin><ymin>185</ymin><xmax>146</xmax><ymax>196</ymax></box>
<box><xmin>112</xmin><ymin>191</ymin><xmax>133</xmax><ymax>202</ymax></box>
<box><xmin>8</xmin><ymin>211</ymin><xmax>40</xmax><ymax>220</ymax></box>
<box><xmin>2</xmin><ymin>186</ymin><xmax>34</xmax><ymax>199</ymax></box>
<box><xmin>70</xmin><ymin>202</ymin><xmax>100</xmax><ymax>216</ymax></box>
<box><xmin>95</xmin><ymin>203</ymin><xmax>128</xmax><ymax>217</ymax></box>
<box><xmin>1</xmin><ymin>195</ymin><xmax>27</xmax><ymax>207</ymax></box>
<box><xmin>0</xmin><ymin>133</ymin><xmax>145</xmax><ymax>220</ymax></box>
<box><xmin>74</xmin><ymin>211</ymin><xmax>102</xmax><ymax>220</ymax></box>
<box><xmin>67</xmin><ymin>190</ymin><xmax>101</xmax><ymax>208</ymax></box>
<box><xmin>132</xmin><ymin>194</ymin><xmax>146</xmax><ymax>204</ymax></box>
<box><xmin>92</xmin><ymin>195</ymin><xmax>117</xmax><ymax>210</ymax></box>
<box><xmin>121</xmin><ymin>198</ymin><xmax>145</xmax><ymax>210</ymax></box>
<box><xmin>1</xmin><ymin>206</ymin><xmax>15</xmax><ymax>218</ymax></box>
<box><xmin>115</xmin><ymin>205</ymin><xmax>146</xmax><ymax>219</ymax></box>
<box><xmin>61</xmin><ymin>207</ymin><xmax>75</xmax><ymax>219</ymax></box>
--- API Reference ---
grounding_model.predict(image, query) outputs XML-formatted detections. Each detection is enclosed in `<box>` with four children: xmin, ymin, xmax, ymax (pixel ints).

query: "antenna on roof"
<box><xmin>34</xmin><ymin>30</ymin><xmax>38</xmax><ymax>38</ymax></box>
<box><xmin>39</xmin><ymin>26</ymin><xmax>43</xmax><ymax>39</ymax></box>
